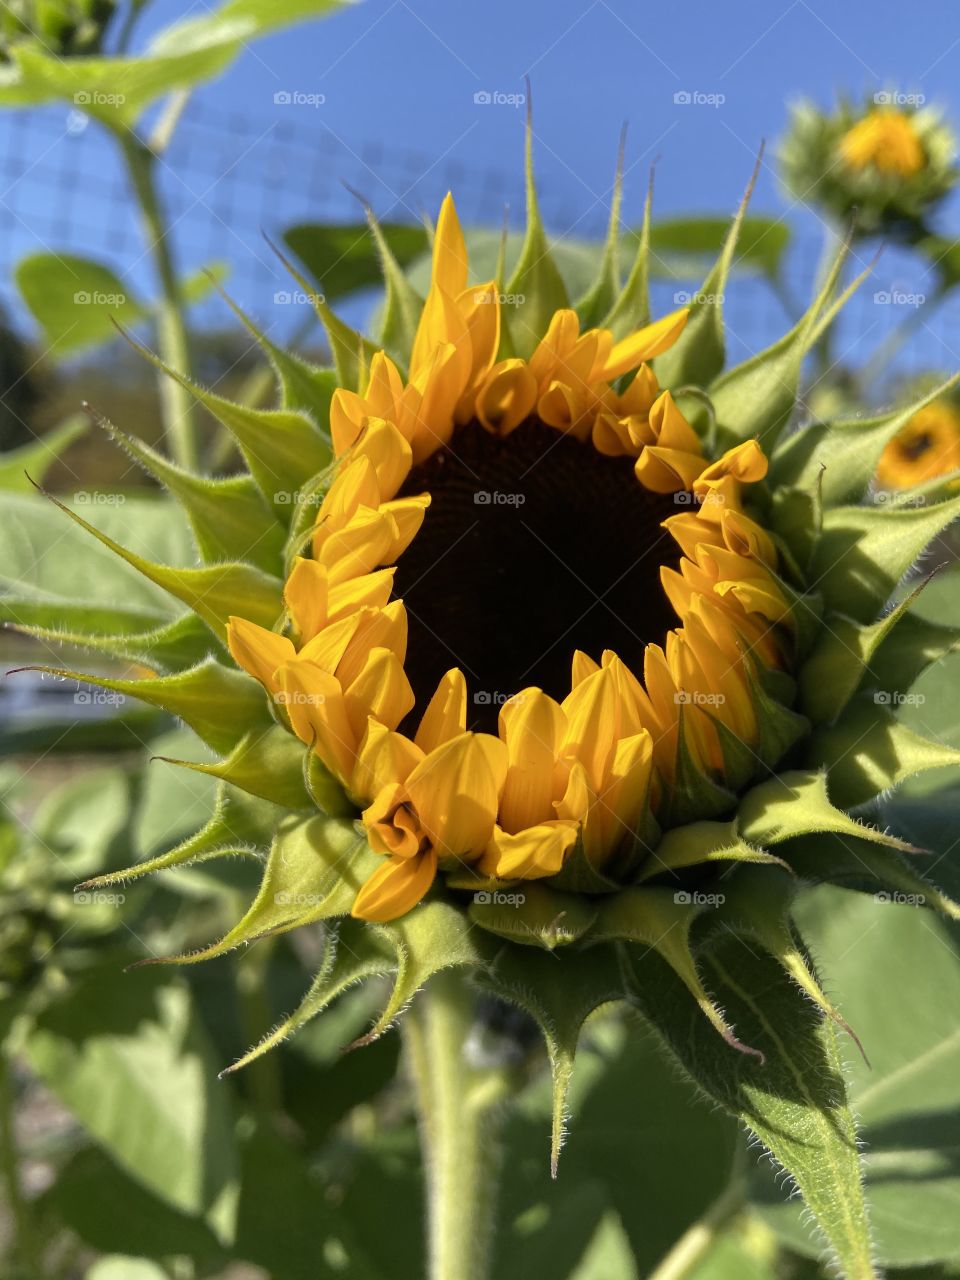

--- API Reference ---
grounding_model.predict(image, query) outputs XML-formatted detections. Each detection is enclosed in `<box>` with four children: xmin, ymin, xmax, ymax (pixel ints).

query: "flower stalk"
<box><xmin>403</xmin><ymin>970</ymin><xmax>510</xmax><ymax>1280</ymax></box>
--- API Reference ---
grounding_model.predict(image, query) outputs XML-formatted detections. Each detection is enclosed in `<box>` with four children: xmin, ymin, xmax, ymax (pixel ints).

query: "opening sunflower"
<box><xmin>226</xmin><ymin>195</ymin><xmax>801</xmax><ymax>924</ymax></box>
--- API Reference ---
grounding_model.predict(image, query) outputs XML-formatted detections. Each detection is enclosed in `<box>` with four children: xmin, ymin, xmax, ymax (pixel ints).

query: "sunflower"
<box><xmin>876</xmin><ymin>397</ymin><xmax>960</xmax><ymax>489</ymax></box>
<box><xmin>225</xmin><ymin>194</ymin><xmax>796</xmax><ymax>926</ymax></box>
<box><xmin>779</xmin><ymin>93</ymin><xmax>957</xmax><ymax>236</ymax></box>
<box><xmin>32</xmin><ymin>138</ymin><xmax>960</xmax><ymax>1250</ymax></box>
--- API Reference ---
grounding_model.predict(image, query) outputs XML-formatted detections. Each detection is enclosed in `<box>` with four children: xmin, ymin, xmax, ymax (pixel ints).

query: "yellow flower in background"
<box><xmin>876</xmin><ymin>399</ymin><xmax>960</xmax><ymax>489</ymax></box>
<box><xmin>227</xmin><ymin>195</ymin><xmax>794</xmax><ymax>922</ymax></box>
<box><xmin>840</xmin><ymin>107</ymin><xmax>926</xmax><ymax>178</ymax></box>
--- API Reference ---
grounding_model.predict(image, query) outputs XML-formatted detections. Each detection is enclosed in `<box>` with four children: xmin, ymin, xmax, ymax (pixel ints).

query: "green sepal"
<box><xmin>5</xmin><ymin>611</ymin><xmax>213</xmax><ymax>674</ymax></box>
<box><xmin>655</xmin><ymin>153</ymin><xmax>761</xmax><ymax>388</ymax></box>
<box><xmin>701</xmin><ymin>713</ymin><xmax>757</xmax><ymax>792</ymax></box>
<box><xmin>603</xmin><ymin>166</ymin><xmax>652</xmax><ymax>337</ymax></box>
<box><xmin>637</xmin><ymin>818</ymin><xmax>789</xmax><ymax>881</ymax></box>
<box><xmin>120</xmin><ymin>330</ymin><xmax>333</xmax><ymax>515</ymax></box>
<box><xmin>265</xmin><ymin>230</ymin><xmax>378</xmax><ymax>393</ymax></box>
<box><xmin>78</xmin><ymin>784</ymin><xmax>275</xmax><ymax>889</ymax></box>
<box><xmin>204</xmin><ymin>272</ymin><xmax>339</xmax><ymax>418</ymax></box>
<box><xmin>708</xmin><ymin>232</ymin><xmax>868</xmax><ymax>450</ymax></box>
<box><xmin>221</xmin><ymin>918</ymin><xmax>397</xmax><ymax>1073</ymax></box>
<box><xmin>93</xmin><ymin>409</ymin><xmax>285</xmax><ymax>574</ymax></box>
<box><xmin>810</xmin><ymin>699</ymin><xmax>960</xmax><ymax>809</ymax></box>
<box><xmin>545</xmin><ymin>832</ymin><xmax>624</xmax><ymax>894</ymax></box>
<box><xmin>812</xmin><ymin>490</ymin><xmax>960</xmax><ymax>624</ymax></box>
<box><xmin>799</xmin><ymin>579</ymin><xmax>935</xmax><ymax>725</ymax></box>
<box><xmin>597</xmin><ymin>888</ymin><xmax>763</xmax><ymax>1060</ymax></box>
<box><xmin>784</xmin><ymin>833</ymin><xmax>960</xmax><ymax>922</ymax></box>
<box><xmin>38</xmin><ymin>487</ymin><xmax>283</xmax><ymax>643</ymax></box>
<box><xmin>738</xmin><ymin>768</ymin><xmax>919</xmax><ymax>852</ymax></box>
<box><xmin>664</xmin><ymin>707</ymin><xmax>736</xmax><ymax>826</ymax></box>
<box><xmin>0</xmin><ymin>414</ymin><xmax>86</xmax><ymax>491</ymax></box>
<box><xmin>868</xmin><ymin>609</ymin><xmax>960</xmax><ymax>697</ymax></box>
<box><xmin>282</xmin><ymin>463</ymin><xmax>336</xmax><ymax>576</ymax></box>
<box><xmin>148</xmin><ymin>814</ymin><xmax>378</xmax><ymax>966</ymax></box>
<box><xmin>468</xmin><ymin>881</ymin><xmax>597</xmax><ymax>948</ymax></box>
<box><xmin>504</xmin><ymin>103</ymin><xmax>570</xmax><ymax>358</ymax></box>
<box><xmin>13</xmin><ymin>658</ymin><xmax>269</xmax><ymax>755</ymax></box>
<box><xmin>477</xmin><ymin>940</ymin><xmax>624</xmax><ymax>1176</ymax></box>
<box><xmin>363</xmin><ymin>200</ymin><xmax>424</xmax><ymax>364</ymax></box>
<box><xmin>746</xmin><ymin>666</ymin><xmax>809</xmax><ymax>769</ymax></box>
<box><xmin>574</xmin><ymin>133</ymin><xmax>624</xmax><ymax>328</ymax></box>
<box><xmin>769</xmin><ymin>485</ymin><xmax>822</xmax><ymax>575</ymax></box>
<box><xmin>712</xmin><ymin>865</ymin><xmax>866</xmax><ymax>1059</ymax></box>
<box><xmin>770</xmin><ymin>372</ymin><xmax>960</xmax><ymax>505</ymax></box>
<box><xmin>158</xmin><ymin>724</ymin><xmax>313</xmax><ymax>811</ymax></box>
<box><xmin>625</xmin><ymin>934</ymin><xmax>876</xmax><ymax>1280</ymax></box>
<box><xmin>304</xmin><ymin>748</ymin><xmax>355</xmax><ymax>818</ymax></box>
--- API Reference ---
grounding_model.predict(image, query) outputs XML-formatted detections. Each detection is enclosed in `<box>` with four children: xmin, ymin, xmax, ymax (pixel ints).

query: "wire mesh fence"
<box><xmin>1</xmin><ymin>100</ymin><xmax>960</xmax><ymax>392</ymax></box>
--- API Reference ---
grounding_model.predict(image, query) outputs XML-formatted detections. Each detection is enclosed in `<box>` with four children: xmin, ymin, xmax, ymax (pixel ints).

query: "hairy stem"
<box><xmin>119</xmin><ymin>130</ymin><xmax>199</xmax><ymax>471</ymax></box>
<box><xmin>403</xmin><ymin>970</ymin><xmax>509</xmax><ymax>1280</ymax></box>
<box><xmin>647</xmin><ymin>1146</ymin><xmax>748</xmax><ymax>1280</ymax></box>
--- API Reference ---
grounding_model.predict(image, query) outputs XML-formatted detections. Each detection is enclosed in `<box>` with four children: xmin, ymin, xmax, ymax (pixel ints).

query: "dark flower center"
<box><xmin>394</xmin><ymin>420</ymin><xmax>682</xmax><ymax>733</ymax></box>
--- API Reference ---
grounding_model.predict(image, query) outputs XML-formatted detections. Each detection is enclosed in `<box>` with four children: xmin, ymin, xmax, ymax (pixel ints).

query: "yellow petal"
<box><xmin>415</xmin><ymin>668</ymin><xmax>467</xmax><ymax>752</ymax></box>
<box><xmin>351</xmin><ymin>417</ymin><xmax>412</xmax><ymax>500</ymax></box>
<box><xmin>599</xmin><ymin>308</ymin><xmax>689</xmax><ymax>380</ymax></box>
<box><xmin>227</xmin><ymin>617</ymin><xmax>295</xmax><ymax>694</ymax></box>
<box><xmin>475</xmin><ymin>359</ymin><xmax>538</xmax><ymax>436</ymax></box>
<box><xmin>353</xmin><ymin>718</ymin><xmax>423</xmax><ymax>802</ymax></box>
<box><xmin>405</xmin><ymin>732</ymin><xmax>507</xmax><ymax>859</ymax></box>
<box><xmin>284</xmin><ymin>559</ymin><xmax>329</xmax><ymax>641</ymax></box>
<box><xmin>351</xmin><ymin>847</ymin><xmax>438</xmax><ymax>923</ymax></box>
<box><xmin>477</xmin><ymin>821</ymin><xmax>578</xmax><ymax>879</ymax></box>
<box><xmin>498</xmin><ymin>688</ymin><xmax>566</xmax><ymax>833</ymax></box>
<box><xmin>344</xmin><ymin>647</ymin><xmax>415</xmax><ymax>737</ymax></box>
<box><xmin>560</xmin><ymin>666</ymin><xmax>617</xmax><ymax>792</ymax></box>
<box><xmin>381</xmin><ymin>494</ymin><xmax>430</xmax><ymax>560</ymax></box>
<box><xmin>298</xmin><ymin>613</ymin><xmax>362</xmax><ymax>673</ymax></box>
<box><xmin>277</xmin><ymin>662</ymin><xmax>357</xmax><ymax>782</ymax></box>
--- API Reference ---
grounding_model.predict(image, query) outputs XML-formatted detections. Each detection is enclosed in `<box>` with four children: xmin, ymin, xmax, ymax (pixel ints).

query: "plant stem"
<box><xmin>403</xmin><ymin>970</ymin><xmax>509</xmax><ymax>1280</ymax></box>
<box><xmin>118</xmin><ymin>129</ymin><xmax>199</xmax><ymax>471</ymax></box>
<box><xmin>647</xmin><ymin>1147</ymin><xmax>747</xmax><ymax>1280</ymax></box>
<box><xmin>0</xmin><ymin>1055</ymin><xmax>42</xmax><ymax>1276</ymax></box>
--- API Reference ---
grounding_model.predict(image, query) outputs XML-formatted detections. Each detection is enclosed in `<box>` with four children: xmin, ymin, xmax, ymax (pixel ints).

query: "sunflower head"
<box><xmin>779</xmin><ymin>92</ymin><xmax>957</xmax><ymax>236</ymax></box>
<box><xmin>47</xmin><ymin>134</ymin><xmax>960</xmax><ymax>1184</ymax></box>
<box><xmin>876</xmin><ymin>395</ymin><xmax>960</xmax><ymax>490</ymax></box>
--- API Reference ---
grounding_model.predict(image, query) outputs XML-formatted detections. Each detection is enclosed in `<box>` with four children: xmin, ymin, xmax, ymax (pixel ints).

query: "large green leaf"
<box><xmin>15</xmin><ymin>253</ymin><xmax>147</xmax><ymax>358</ymax></box>
<box><xmin>25</xmin><ymin>964</ymin><xmax>239</xmax><ymax>1237</ymax></box>
<box><xmin>646</xmin><ymin>216</ymin><xmax>790</xmax><ymax>282</ymax></box>
<box><xmin>756</xmin><ymin>886</ymin><xmax>960</xmax><ymax>1268</ymax></box>
<box><xmin>0</xmin><ymin>0</ymin><xmax>350</xmax><ymax>126</ymax></box>
<box><xmin>626</xmin><ymin>936</ymin><xmax>877</xmax><ymax>1279</ymax></box>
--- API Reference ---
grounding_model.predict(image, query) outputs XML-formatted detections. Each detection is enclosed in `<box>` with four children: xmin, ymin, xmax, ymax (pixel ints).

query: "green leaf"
<box><xmin>574</xmin><ymin>136</ymin><xmax>624</xmax><ymax>329</ymax></box>
<box><xmin>604</xmin><ymin>168</ymin><xmax>653</xmax><ymax>337</ymax></box>
<box><xmin>25</xmin><ymin>965</ymin><xmax>238</xmax><ymax>1234</ymax></box>
<box><xmin>626</xmin><ymin>935</ymin><xmax>877</xmax><ymax>1279</ymax></box>
<box><xmin>0</xmin><ymin>415</ymin><xmax>86</xmax><ymax>492</ymax></box>
<box><xmin>811</xmin><ymin>697</ymin><xmax>960</xmax><ymax>809</ymax></box>
<box><xmin>647</xmin><ymin>216</ymin><xmax>790</xmax><ymax>282</ymax></box>
<box><xmin>284</xmin><ymin>220</ymin><xmax>429</xmax><ymax>302</ymax></box>
<box><xmin>737</xmin><ymin>769</ymin><xmax>915</xmax><ymax>852</ymax></box>
<box><xmin>15</xmin><ymin>253</ymin><xmax>147</xmax><ymax>357</ymax></box>
<box><xmin>0</xmin><ymin>0</ymin><xmax>350</xmax><ymax>126</ymax></box>
<box><xmin>8</xmin><ymin>611</ymin><xmax>215</xmax><ymax>674</ymax></box>
<box><xmin>760</xmin><ymin>885</ymin><xmax>960</xmax><ymax>1267</ymax></box>
<box><xmin>812</xmin><ymin>492</ymin><xmax>960</xmax><ymax>624</ymax></box>
<box><xmin>86</xmin><ymin>1259</ymin><xmax>170</xmax><ymax>1280</ymax></box>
